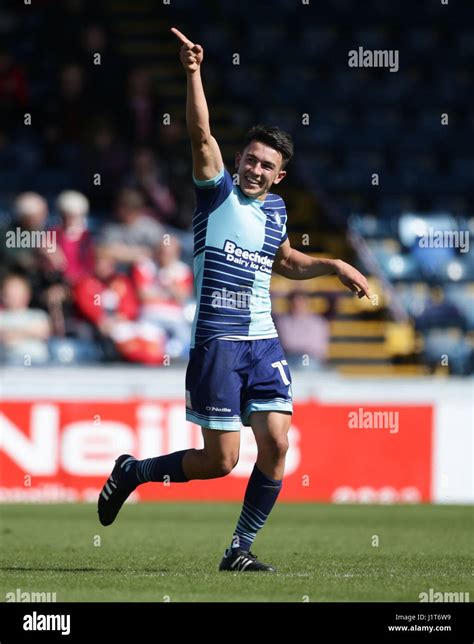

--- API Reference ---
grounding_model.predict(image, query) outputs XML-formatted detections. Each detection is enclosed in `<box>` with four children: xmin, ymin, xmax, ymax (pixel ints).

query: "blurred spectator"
<box><xmin>99</xmin><ymin>188</ymin><xmax>164</xmax><ymax>264</ymax></box>
<box><xmin>414</xmin><ymin>285</ymin><xmax>467</xmax><ymax>331</ymax></box>
<box><xmin>43</xmin><ymin>64</ymin><xmax>89</xmax><ymax>146</ymax></box>
<box><xmin>121</xmin><ymin>67</ymin><xmax>159</xmax><ymax>145</ymax></box>
<box><xmin>79</xmin><ymin>24</ymin><xmax>124</xmax><ymax>105</ymax></box>
<box><xmin>125</xmin><ymin>147</ymin><xmax>178</xmax><ymax>223</ymax></box>
<box><xmin>0</xmin><ymin>50</ymin><xmax>28</xmax><ymax>104</ymax></box>
<box><xmin>276</xmin><ymin>291</ymin><xmax>330</xmax><ymax>369</ymax></box>
<box><xmin>37</xmin><ymin>190</ymin><xmax>94</xmax><ymax>336</ymax></box>
<box><xmin>0</xmin><ymin>48</ymin><xmax>28</xmax><ymax>131</ymax></box>
<box><xmin>0</xmin><ymin>192</ymin><xmax>49</xmax><ymax>301</ymax></box>
<box><xmin>156</xmin><ymin>122</ymin><xmax>196</xmax><ymax>231</ymax></box>
<box><xmin>43</xmin><ymin>0</ymin><xmax>106</xmax><ymax>59</ymax></box>
<box><xmin>84</xmin><ymin>123</ymin><xmax>129</xmax><ymax>212</ymax></box>
<box><xmin>73</xmin><ymin>246</ymin><xmax>138</xmax><ymax>332</ymax></box>
<box><xmin>132</xmin><ymin>236</ymin><xmax>193</xmax><ymax>357</ymax></box>
<box><xmin>73</xmin><ymin>247</ymin><xmax>164</xmax><ymax>363</ymax></box>
<box><xmin>0</xmin><ymin>274</ymin><xmax>51</xmax><ymax>365</ymax></box>
<box><xmin>156</xmin><ymin>122</ymin><xmax>188</xmax><ymax>180</ymax></box>
<box><xmin>44</xmin><ymin>190</ymin><xmax>94</xmax><ymax>284</ymax></box>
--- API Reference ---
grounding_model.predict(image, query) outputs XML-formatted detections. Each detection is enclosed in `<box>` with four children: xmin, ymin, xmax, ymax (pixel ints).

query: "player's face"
<box><xmin>236</xmin><ymin>141</ymin><xmax>287</xmax><ymax>200</ymax></box>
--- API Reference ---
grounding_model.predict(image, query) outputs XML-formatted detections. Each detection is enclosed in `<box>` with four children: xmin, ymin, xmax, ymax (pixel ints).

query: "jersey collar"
<box><xmin>237</xmin><ymin>186</ymin><xmax>273</xmax><ymax>209</ymax></box>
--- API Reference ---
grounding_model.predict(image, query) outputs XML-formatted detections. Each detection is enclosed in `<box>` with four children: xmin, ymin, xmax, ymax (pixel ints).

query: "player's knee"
<box><xmin>209</xmin><ymin>454</ymin><xmax>239</xmax><ymax>478</ymax></box>
<box><xmin>266</xmin><ymin>436</ymin><xmax>289</xmax><ymax>463</ymax></box>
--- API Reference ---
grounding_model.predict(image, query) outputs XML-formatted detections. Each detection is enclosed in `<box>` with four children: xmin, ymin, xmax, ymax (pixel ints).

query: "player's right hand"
<box><xmin>171</xmin><ymin>27</ymin><xmax>204</xmax><ymax>73</ymax></box>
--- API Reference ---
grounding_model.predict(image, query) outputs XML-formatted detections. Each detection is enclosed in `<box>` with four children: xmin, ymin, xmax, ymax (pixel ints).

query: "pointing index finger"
<box><xmin>170</xmin><ymin>27</ymin><xmax>194</xmax><ymax>48</ymax></box>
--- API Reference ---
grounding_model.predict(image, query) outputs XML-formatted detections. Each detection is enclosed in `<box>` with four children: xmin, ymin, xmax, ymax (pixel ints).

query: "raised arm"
<box><xmin>274</xmin><ymin>238</ymin><xmax>371</xmax><ymax>299</ymax></box>
<box><xmin>171</xmin><ymin>27</ymin><xmax>223</xmax><ymax>181</ymax></box>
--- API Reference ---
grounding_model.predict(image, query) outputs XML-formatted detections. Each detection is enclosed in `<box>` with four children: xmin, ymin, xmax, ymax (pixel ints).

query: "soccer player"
<box><xmin>98</xmin><ymin>28</ymin><xmax>371</xmax><ymax>572</ymax></box>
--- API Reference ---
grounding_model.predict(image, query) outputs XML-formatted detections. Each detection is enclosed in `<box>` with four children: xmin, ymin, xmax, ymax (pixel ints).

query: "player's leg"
<box><xmin>115</xmin><ymin>426</ymin><xmax>240</xmax><ymax>484</ymax></box>
<box><xmin>219</xmin><ymin>411</ymin><xmax>290</xmax><ymax>572</ymax></box>
<box><xmin>251</xmin><ymin>410</ymin><xmax>291</xmax><ymax>480</ymax></box>
<box><xmin>219</xmin><ymin>338</ymin><xmax>293</xmax><ymax>571</ymax></box>
<box><xmin>182</xmin><ymin>427</ymin><xmax>240</xmax><ymax>479</ymax></box>
<box><xmin>98</xmin><ymin>339</ymin><xmax>243</xmax><ymax>526</ymax></box>
<box><xmin>98</xmin><ymin>428</ymin><xmax>240</xmax><ymax>526</ymax></box>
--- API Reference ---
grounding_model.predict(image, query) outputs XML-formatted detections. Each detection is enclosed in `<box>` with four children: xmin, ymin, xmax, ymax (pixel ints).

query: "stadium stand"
<box><xmin>0</xmin><ymin>0</ymin><xmax>472</xmax><ymax>375</ymax></box>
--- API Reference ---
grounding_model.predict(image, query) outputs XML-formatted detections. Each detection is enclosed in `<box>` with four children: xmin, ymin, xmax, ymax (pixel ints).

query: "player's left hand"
<box><xmin>171</xmin><ymin>27</ymin><xmax>204</xmax><ymax>73</ymax></box>
<box><xmin>335</xmin><ymin>260</ymin><xmax>371</xmax><ymax>299</ymax></box>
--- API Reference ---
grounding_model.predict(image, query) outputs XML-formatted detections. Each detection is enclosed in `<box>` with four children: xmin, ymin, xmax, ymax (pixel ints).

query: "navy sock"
<box><xmin>230</xmin><ymin>464</ymin><xmax>282</xmax><ymax>552</ymax></box>
<box><xmin>123</xmin><ymin>450</ymin><xmax>189</xmax><ymax>485</ymax></box>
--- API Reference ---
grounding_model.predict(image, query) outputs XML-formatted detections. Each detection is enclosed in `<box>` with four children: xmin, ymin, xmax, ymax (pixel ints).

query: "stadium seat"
<box><xmin>458</xmin><ymin>30</ymin><xmax>474</xmax><ymax>58</ymax></box>
<box><xmin>0</xmin><ymin>170</ymin><xmax>25</xmax><ymax>196</ymax></box>
<box><xmin>348</xmin><ymin>215</ymin><xmax>395</xmax><ymax>239</ymax></box>
<box><xmin>445</xmin><ymin>283</ymin><xmax>474</xmax><ymax>329</ymax></box>
<box><xmin>29</xmin><ymin>169</ymin><xmax>78</xmax><ymax>197</ymax></box>
<box><xmin>48</xmin><ymin>338</ymin><xmax>103</xmax><ymax>365</ymax></box>
<box><xmin>405</xmin><ymin>28</ymin><xmax>439</xmax><ymax>54</ymax></box>
<box><xmin>436</xmin><ymin>257</ymin><xmax>474</xmax><ymax>283</ymax></box>
<box><xmin>398</xmin><ymin>213</ymin><xmax>458</xmax><ymax>249</ymax></box>
<box><xmin>394</xmin><ymin>282</ymin><xmax>430</xmax><ymax>318</ymax></box>
<box><xmin>377</xmin><ymin>252</ymin><xmax>420</xmax><ymax>281</ymax></box>
<box><xmin>301</xmin><ymin>26</ymin><xmax>337</xmax><ymax>57</ymax></box>
<box><xmin>422</xmin><ymin>328</ymin><xmax>472</xmax><ymax>375</ymax></box>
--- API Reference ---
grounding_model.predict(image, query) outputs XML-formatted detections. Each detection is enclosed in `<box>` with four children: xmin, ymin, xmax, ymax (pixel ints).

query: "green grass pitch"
<box><xmin>1</xmin><ymin>503</ymin><xmax>472</xmax><ymax>602</ymax></box>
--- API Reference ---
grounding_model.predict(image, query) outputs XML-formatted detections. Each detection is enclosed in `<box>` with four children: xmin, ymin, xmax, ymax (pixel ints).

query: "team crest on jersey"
<box><xmin>273</xmin><ymin>212</ymin><xmax>281</xmax><ymax>227</ymax></box>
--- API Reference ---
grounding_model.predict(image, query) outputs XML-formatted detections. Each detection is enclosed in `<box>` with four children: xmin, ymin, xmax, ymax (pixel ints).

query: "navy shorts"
<box><xmin>185</xmin><ymin>338</ymin><xmax>293</xmax><ymax>430</ymax></box>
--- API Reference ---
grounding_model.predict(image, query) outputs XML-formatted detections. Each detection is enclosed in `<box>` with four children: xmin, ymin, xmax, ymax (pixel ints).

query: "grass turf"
<box><xmin>0</xmin><ymin>503</ymin><xmax>472</xmax><ymax>602</ymax></box>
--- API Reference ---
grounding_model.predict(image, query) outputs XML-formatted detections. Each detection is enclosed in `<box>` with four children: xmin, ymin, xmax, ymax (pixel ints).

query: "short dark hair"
<box><xmin>242</xmin><ymin>125</ymin><xmax>294</xmax><ymax>168</ymax></box>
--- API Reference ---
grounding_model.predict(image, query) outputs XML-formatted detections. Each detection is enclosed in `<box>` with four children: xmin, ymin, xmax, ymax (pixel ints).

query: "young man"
<box><xmin>98</xmin><ymin>28</ymin><xmax>371</xmax><ymax>572</ymax></box>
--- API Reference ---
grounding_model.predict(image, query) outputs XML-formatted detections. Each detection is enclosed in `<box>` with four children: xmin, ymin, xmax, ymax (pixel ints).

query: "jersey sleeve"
<box><xmin>193</xmin><ymin>168</ymin><xmax>234</xmax><ymax>215</ymax></box>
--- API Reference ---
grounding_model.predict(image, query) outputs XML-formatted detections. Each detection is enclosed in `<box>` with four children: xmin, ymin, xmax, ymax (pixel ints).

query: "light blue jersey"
<box><xmin>191</xmin><ymin>168</ymin><xmax>288</xmax><ymax>348</ymax></box>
